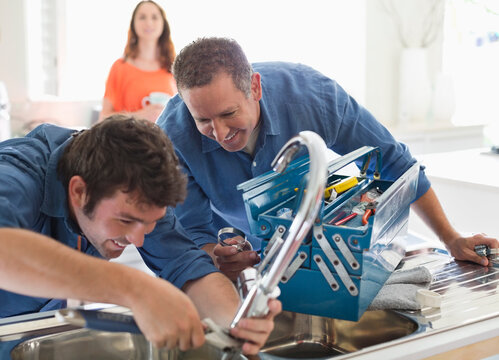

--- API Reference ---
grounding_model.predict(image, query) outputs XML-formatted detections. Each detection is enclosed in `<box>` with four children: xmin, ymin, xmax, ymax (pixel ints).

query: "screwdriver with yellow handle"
<box><xmin>294</xmin><ymin>176</ymin><xmax>359</xmax><ymax>200</ymax></box>
<box><xmin>324</xmin><ymin>176</ymin><xmax>358</xmax><ymax>200</ymax></box>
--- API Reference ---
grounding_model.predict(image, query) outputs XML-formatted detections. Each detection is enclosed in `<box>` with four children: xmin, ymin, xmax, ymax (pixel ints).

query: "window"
<box><xmin>26</xmin><ymin>0</ymin><xmax>137</xmax><ymax>100</ymax></box>
<box><xmin>442</xmin><ymin>0</ymin><xmax>499</xmax><ymax>143</ymax></box>
<box><xmin>26</xmin><ymin>0</ymin><xmax>367</xmax><ymax>103</ymax></box>
<box><xmin>25</xmin><ymin>0</ymin><xmax>58</xmax><ymax>97</ymax></box>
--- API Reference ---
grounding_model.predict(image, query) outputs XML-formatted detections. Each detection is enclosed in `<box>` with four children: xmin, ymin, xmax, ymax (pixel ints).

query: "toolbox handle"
<box><xmin>327</xmin><ymin>146</ymin><xmax>381</xmax><ymax>180</ymax></box>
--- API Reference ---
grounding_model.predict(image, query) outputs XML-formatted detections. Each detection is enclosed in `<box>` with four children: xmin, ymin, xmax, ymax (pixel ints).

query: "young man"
<box><xmin>0</xmin><ymin>115</ymin><xmax>279</xmax><ymax>355</ymax></box>
<box><xmin>156</xmin><ymin>37</ymin><xmax>498</xmax><ymax>281</ymax></box>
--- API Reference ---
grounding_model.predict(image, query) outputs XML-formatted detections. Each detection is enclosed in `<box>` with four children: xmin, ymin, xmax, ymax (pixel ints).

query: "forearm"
<box><xmin>411</xmin><ymin>187</ymin><xmax>460</xmax><ymax>245</ymax></box>
<box><xmin>0</xmin><ymin>228</ymin><xmax>146</xmax><ymax>308</ymax></box>
<box><xmin>183</xmin><ymin>272</ymin><xmax>240</xmax><ymax>327</ymax></box>
<box><xmin>201</xmin><ymin>243</ymin><xmax>218</xmax><ymax>266</ymax></box>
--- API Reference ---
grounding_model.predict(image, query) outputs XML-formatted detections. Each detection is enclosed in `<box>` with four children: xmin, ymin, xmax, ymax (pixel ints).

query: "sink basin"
<box><xmin>10</xmin><ymin>330</ymin><xmax>238</xmax><ymax>360</ymax></box>
<box><xmin>10</xmin><ymin>310</ymin><xmax>418</xmax><ymax>360</ymax></box>
<box><xmin>260</xmin><ymin>310</ymin><xmax>418</xmax><ymax>359</ymax></box>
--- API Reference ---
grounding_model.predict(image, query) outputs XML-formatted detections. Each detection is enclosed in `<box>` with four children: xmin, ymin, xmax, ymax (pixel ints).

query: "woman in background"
<box><xmin>99</xmin><ymin>0</ymin><xmax>176</xmax><ymax>122</ymax></box>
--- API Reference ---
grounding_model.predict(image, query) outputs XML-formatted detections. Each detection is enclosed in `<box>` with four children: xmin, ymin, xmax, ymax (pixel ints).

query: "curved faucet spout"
<box><xmin>264</xmin><ymin>131</ymin><xmax>328</xmax><ymax>291</ymax></box>
<box><xmin>231</xmin><ymin>131</ymin><xmax>328</xmax><ymax>328</ymax></box>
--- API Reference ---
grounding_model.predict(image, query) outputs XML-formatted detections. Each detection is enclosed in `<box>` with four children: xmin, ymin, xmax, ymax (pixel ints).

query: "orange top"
<box><xmin>103</xmin><ymin>59</ymin><xmax>177</xmax><ymax>112</ymax></box>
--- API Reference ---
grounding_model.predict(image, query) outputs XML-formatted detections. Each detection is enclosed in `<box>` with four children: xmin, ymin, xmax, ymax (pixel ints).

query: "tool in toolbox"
<box><xmin>237</xmin><ymin>136</ymin><xmax>420</xmax><ymax>321</ymax></box>
<box><xmin>359</xmin><ymin>188</ymin><xmax>382</xmax><ymax>225</ymax></box>
<box><xmin>361</xmin><ymin>202</ymin><xmax>376</xmax><ymax>225</ymax></box>
<box><xmin>331</xmin><ymin>201</ymin><xmax>377</xmax><ymax>227</ymax></box>
<box><xmin>330</xmin><ymin>211</ymin><xmax>358</xmax><ymax>226</ymax></box>
<box><xmin>474</xmin><ymin>244</ymin><xmax>499</xmax><ymax>258</ymax></box>
<box><xmin>324</xmin><ymin>176</ymin><xmax>359</xmax><ymax>201</ymax></box>
<box><xmin>329</xmin><ymin>187</ymin><xmax>381</xmax><ymax>226</ymax></box>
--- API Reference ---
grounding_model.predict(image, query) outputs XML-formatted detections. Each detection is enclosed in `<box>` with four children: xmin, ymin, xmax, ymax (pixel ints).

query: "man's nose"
<box><xmin>211</xmin><ymin>119</ymin><xmax>230</xmax><ymax>143</ymax></box>
<box><xmin>126</xmin><ymin>226</ymin><xmax>146</xmax><ymax>248</ymax></box>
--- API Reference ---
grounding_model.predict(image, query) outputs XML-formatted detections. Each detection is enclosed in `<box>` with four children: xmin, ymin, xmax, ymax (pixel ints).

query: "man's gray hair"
<box><xmin>173</xmin><ymin>37</ymin><xmax>254</xmax><ymax>98</ymax></box>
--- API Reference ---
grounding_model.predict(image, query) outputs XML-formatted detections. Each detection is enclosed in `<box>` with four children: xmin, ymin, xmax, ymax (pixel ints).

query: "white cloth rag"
<box><xmin>368</xmin><ymin>266</ymin><xmax>433</xmax><ymax>311</ymax></box>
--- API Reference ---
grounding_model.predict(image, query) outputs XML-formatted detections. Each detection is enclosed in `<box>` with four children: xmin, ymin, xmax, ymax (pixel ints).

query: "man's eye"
<box><xmin>120</xmin><ymin>219</ymin><xmax>133</xmax><ymax>225</ymax></box>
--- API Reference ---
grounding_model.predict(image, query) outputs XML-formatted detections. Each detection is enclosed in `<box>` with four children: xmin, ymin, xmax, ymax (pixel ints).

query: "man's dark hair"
<box><xmin>58</xmin><ymin>115</ymin><xmax>186</xmax><ymax>216</ymax></box>
<box><xmin>173</xmin><ymin>37</ymin><xmax>253</xmax><ymax>97</ymax></box>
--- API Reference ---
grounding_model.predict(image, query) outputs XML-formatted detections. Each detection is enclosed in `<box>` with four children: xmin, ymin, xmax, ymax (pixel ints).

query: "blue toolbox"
<box><xmin>237</xmin><ymin>146</ymin><xmax>419</xmax><ymax>321</ymax></box>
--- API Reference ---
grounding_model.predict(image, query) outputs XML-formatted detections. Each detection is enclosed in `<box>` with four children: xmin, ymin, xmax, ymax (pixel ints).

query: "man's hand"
<box><xmin>230</xmin><ymin>298</ymin><xmax>282</xmax><ymax>355</ymax></box>
<box><xmin>183</xmin><ymin>273</ymin><xmax>281</xmax><ymax>355</ymax></box>
<box><xmin>445</xmin><ymin>233</ymin><xmax>499</xmax><ymax>266</ymax></box>
<box><xmin>213</xmin><ymin>237</ymin><xmax>260</xmax><ymax>281</ymax></box>
<box><xmin>412</xmin><ymin>188</ymin><xmax>498</xmax><ymax>267</ymax></box>
<box><xmin>128</xmin><ymin>275</ymin><xmax>205</xmax><ymax>350</ymax></box>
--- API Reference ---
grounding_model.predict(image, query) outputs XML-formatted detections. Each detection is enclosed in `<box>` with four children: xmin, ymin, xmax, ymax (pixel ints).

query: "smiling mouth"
<box><xmin>224</xmin><ymin>130</ymin><xmax>239</xmax><ymax>142</ymax></box>
<box><xmin>111</xmin><ymin>239</ymin><xmax>128</xmax><ymax>249</ymax></box>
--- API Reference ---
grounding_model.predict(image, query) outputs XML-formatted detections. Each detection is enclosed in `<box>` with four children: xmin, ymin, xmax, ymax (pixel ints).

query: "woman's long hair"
<box><xmin>124</xmin><ymin>1</ymin><xmax>175</xmax><ymax>72</ymax></box>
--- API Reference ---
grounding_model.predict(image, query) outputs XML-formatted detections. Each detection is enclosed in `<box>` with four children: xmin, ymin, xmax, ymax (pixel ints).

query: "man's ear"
<box><xmin>250</xmin><ymin>72</ymin><xmax>262</xmax><ymax>102</ymax></box>
<box><xmin>68</xmin><ymin>176</ymin><xmax>87</xmax><ymax>209</ymax></box>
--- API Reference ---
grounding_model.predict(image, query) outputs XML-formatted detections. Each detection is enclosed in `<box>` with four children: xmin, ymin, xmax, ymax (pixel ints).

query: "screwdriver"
<box><xmin>294</xmin><ymin>176</ymin><xmax>358</xmax><ymax>200</ymax></box>
<box><xmin>324</xmin><ymin>176</ymin><xmax>359</xmax><ymax>200</ymax></box>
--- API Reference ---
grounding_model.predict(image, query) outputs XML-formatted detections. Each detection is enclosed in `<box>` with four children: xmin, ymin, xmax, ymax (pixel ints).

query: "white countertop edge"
<box><xmin>336</xmin><ymin>315</ymin><xmax>499</xmax><ymax>360</ymax></box>
<box><xmin>426</xmin><ymin>175</ymin><xmax>499</xmax><ymax>193</ymax></box>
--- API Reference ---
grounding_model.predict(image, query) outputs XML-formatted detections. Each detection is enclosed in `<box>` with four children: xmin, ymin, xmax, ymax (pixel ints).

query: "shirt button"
<box><xmin>252</xmin><ymin>161</ymin><xmax>257</xmax><ymax>167</ymax></box>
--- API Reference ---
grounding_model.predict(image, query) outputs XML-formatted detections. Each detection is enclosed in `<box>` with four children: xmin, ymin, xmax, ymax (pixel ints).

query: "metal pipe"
<box><xmin>231</xmin><ymin>131</ymin><xmax>328</xmax><ymax>327</ymax></box>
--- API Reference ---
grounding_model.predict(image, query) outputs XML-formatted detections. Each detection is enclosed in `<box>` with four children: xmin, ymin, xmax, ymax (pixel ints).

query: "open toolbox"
<box><xmin>237</xmin><ymin>146</ymin><xmax>419</xmax><ymax>321</ymax></box>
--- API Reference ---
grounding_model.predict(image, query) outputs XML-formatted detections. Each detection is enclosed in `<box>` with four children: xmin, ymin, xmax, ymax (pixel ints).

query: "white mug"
<box><xmin>141</xmin><ymin>92</ymin><xmax>171</xmax><ymax>107</ymax></box>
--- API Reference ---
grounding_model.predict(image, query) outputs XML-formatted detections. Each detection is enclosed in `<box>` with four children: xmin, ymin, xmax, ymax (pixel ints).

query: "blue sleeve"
<box><xmin>319</xmin><ymin>76</ymin><xmax>431</xmax><ymax>200</ymax></box>
<box><xmin>172</xmin><ymin>152</ymin><xmax>221</xmax><ymax>248</ymax></box>
<box><xmin>157</xmin><ymin>99</ymin><xmax>221</xmax><ymax>249</ymax></box>
<box><xmin>137</xmin><ymin>207</ymin><xmax>219</xmax><ymax>289</ymax></box>
<box><xmin>0</xmin><ymin>138</ymin><xmax>48</xmax><ymax>228</ymax></box>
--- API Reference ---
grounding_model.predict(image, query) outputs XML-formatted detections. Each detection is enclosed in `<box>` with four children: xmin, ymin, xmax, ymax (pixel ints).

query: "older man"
<box><xmin>157</xmin><ymin>37</ymin><xmax>498</xmax><ymax>281</ymax></box>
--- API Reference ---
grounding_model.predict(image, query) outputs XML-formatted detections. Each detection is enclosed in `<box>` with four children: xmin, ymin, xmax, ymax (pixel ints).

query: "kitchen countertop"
<box><xmin>416</xmin><ymin>147</ymin><xmax>499</xmax><ymax>190</ymax></box>
<box><xmin>334</xmin><ymin>246</ymin><xmax>499</xmax><ymax>360</ymax></box>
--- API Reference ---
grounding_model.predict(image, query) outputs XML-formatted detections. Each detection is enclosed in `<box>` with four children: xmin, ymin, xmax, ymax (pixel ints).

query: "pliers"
<box><xmin>329</xmin><ymin>201</ymin><xmax>377</xmax><ymax>226</ymax></box>
<box><xmin>362</xmin><ymin>202</ymin><xmax>376</xmax><ymax>225</ymax></box>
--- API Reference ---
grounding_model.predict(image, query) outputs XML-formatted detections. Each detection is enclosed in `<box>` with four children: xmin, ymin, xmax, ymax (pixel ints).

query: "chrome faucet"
<box><xmin>231</xmin><ymin>131</ymin><xmax>328</xmax><ymax>328</ymax></box>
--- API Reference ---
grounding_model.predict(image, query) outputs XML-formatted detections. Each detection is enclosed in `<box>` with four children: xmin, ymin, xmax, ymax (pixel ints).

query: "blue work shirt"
<box><xmin>0</xmin><ymin>124</ymin><xmax>217</xmax><ymax>318</ymax></box>
<box><xmin>156</xmin><ymin>62</ymin><xmax>431</xmax><ymax>250</ymax></box>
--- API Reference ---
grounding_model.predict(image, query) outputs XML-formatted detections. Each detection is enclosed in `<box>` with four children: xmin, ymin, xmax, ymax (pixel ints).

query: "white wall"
<box><xmin>0</xmin><ymin>0</ymin><xmax>28</xmax><ymax>102</ymax></box>
<box><xmin>164</xmin><ymin>0</ymin><xmax>367</xmax><ymax>103</ymax></box>
<box><xmin>0</xmin><ymin>0</ymin><xmax>369</xmax><ymax>133</ymax></box>
<box><xmin>365</xmin><ymin>0</ymin><xmax>444</xmax><ymax>127</ymax></box>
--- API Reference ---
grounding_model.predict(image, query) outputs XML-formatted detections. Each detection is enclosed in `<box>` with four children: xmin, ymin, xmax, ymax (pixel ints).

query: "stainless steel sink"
<box><xmin>261</xmin><ymin>310</ymin><xmax>418</xmax><ymax>359</ymax></box>
<box><xmin>9</xmin><ymin>310</ymin><xmax>418</xmax><ymax>360</ymax></box>
<box><xmin>11</xmin><ymin>330</ymin><xmax>237</xmax><ymax>360</ymax></box>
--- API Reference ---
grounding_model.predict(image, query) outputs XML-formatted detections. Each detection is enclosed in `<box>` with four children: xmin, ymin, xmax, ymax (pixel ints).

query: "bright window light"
<box><xmin>442</xmin><ymin>0</ymin><xmax>499</xmax><ymax>132</ymax></box>
<box><xmin>27</xmin><ymin>0</ymin><xmax>367</xmax><ymax>104</ymax></box>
